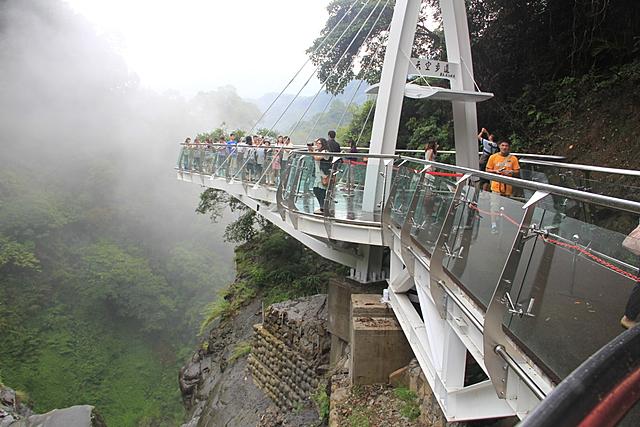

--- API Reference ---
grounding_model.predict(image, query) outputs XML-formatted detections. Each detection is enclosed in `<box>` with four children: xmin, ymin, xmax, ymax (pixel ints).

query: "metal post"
<box><xmin>483</xmin><ymin>191</ymin><xmax>550</xmax><ymax>400</ymax></box>
<box><xmin>429</xmin><ymin>173</ymin><xmax>471</xmax><ymax>318</ymax></box>
<box><xmin>440</xmin><ymin>0</ymin><xmax>479</xmax><ymax>169</ymax></box>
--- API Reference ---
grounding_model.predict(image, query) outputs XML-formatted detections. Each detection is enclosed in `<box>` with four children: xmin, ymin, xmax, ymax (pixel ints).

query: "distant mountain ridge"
<box><xmin>247</xmin><ymin>80</ymin><xmax>369</xmax><ymax>134</ymax></box>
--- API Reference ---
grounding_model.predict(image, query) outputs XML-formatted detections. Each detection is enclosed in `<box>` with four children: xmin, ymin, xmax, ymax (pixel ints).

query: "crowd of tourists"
<box><xmin>179</xmin><ymin>127</ymin><xmax>640</xmax><ymax>330</ymax></box>
<box><xmin>179</xmin><ymin>133</ymin><xmax>296</xmax><ymax>185</ymax></box>
<box><xmin>179</xmin><ymin>130</ymin><xmax>356</xmax><ymax>214</ymax></box>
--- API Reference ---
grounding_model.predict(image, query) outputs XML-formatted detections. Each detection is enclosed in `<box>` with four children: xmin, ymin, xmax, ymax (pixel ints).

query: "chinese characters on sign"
<box><xmin>408</xmin><ymin>58</ymin><xmax>458</xmax><ymax>80</ymax></box>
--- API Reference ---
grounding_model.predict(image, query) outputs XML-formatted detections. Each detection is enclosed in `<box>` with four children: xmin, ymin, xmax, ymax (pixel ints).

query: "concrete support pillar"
<box><xmin>350</xmin><ymin>294</ymin><xmax>414</xmax><ymax>385</ymax></box>
<box><xmin>352</xmin><ymin>245</ymin><xmax>387</xmax><ymax>283</ymax></box>
<box><xmin>327</xmin><ymin>278</ymin><xmax>387</xmax><ymax>366</ymax></box>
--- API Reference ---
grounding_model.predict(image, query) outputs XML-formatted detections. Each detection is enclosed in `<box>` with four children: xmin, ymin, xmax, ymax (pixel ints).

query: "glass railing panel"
<box><xmin>231</xmin><ymin>146</ymin><xmax>252</xmax><ymax>183</ymax></box>
<box><xmin>505</xmin><ymin>205</ymin><xmax>640</xmax><ymax>380</ymax></box>
<box><xmin>213</xmin><ymin>146</ymin><xmax>231</xmax><ymax>179</ymax></box>
<box><xmin>410</xmin><ymin>170</ymin><xmax>458</xmax><ymax>255</ymax></box>
<box><xmin>442</xmin><ymin>182</ymin><xmax>528</xmax><ymax>308</ymax></box>
<box><xmin>255</xmin><ymin>148</ymin><xmax>283</xmax><ymax>189</ymax></box>
<box><xmin>281</xmin><ymin>155</ymin><xmax>301</xmax><ymax>205</ymax></box>
<box><xmin>326</xmin><ymin>158</ymin><xmax>367</xmax><ymax>221</ymax></box>
<box><xmin>291</xmin><ymin>155</ymin><xmax>318</xmax><ymax>214</ymax></box>
<box><xmin>388</xmin><ymin>162</ymin><xmax>422</xmax><ymax>227</ymax></box>
<box><xmin>202</xmin><ymin>146</ymin><xmax>217</xmax><ymax>175</ymax></box>
<box><xmin>177</xmin><ymin>146</ymin><xmax>188</xmax><ymax>170</ymax></box>
<box><xmin>325</xmin><ymin>157</ymin><xmax>390</xmax><ymax>222</ymax></box>
<box><xmin>520</xmin><ymin>163</ymin><xmax>640</xmax><ymax>202</ymax></box>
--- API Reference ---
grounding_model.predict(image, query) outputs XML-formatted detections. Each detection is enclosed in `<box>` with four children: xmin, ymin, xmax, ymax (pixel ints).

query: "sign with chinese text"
<box><xmin>408</xmin><ymin>58</ymin><xmax>459</xmax><ymax>81</ymax></box>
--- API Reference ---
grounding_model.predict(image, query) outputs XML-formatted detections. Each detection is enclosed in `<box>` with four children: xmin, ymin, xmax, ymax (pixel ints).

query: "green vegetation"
<box><xmin>0</xmin><ymin>161</ymin><xmax>234</xmax><ymax>426</ymax></box>
<box><xmin>228</xmin><ymin>341</ymin><xmax>252</xmax><ymax>364</ymax></box>
<box><xmin>311</xmin><ymin>1</ymin><xmax>639</xmax><ymax>160</ymax></box>
<box><xmin>394</xmin><ymin>387</ymin><xmax>421</xmax><ymax>421</ymax></box>
<box><xmin>196</xmin><ymin>189</ymin><xmax>348</xmax><ymax>332</ymax></box>
<box><xmin>312</xmin><ymin>382</ymin><xmax>330</xmax><ymax>422</ymax></box>
<box><xmin>348</xmin><ymin>406</ymin><xmax>372</xmax><ymax>427</ymax></box>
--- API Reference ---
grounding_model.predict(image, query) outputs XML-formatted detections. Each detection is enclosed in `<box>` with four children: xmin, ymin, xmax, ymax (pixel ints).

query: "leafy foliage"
<box><xmin>0</xmin><ymin>234</ymin><xmax>40</xmax><ymax>271</ymax></box>
<box><xmin>311</xmin><ymin>0</ymin><xmax>639</xmax><ymax>148</ymax></box>
<box><xmin>312</xmin><ymin>382</ymin><xmax>330</xmax><ymax>422</ymax></box>
<box><xmin>0</xmin><ymin>160</ymin><xmax>233</xmax><ymax>426</ymax></box>
<box><xmin>394</xmin><ymin>387</ymin><xmax>420</xmax><ymax>421</ymax></box>
<box><xmin>79</xmin><ymin>242</ymin><xmax>176</xmax><ymax>332</ymax></box>
<box><xmin>228</xmin><ymin>341</ymin><xmax>252</xmax><ymax>364</ymax></box>
<box><xmin>198</xmin><ymin>188</ymin><xmax>268</xmax><ymax>244</ymax></box>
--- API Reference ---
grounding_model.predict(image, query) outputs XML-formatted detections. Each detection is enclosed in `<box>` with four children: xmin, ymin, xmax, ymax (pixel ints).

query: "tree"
<box><xmin>197</xmin><ymin>189</ymin><xmax>267</xmax><ymax>243</ymax></box>
<box><xmin>309</xmin><ymin>0</ymin><xmax>640</xmax><ymax>146</ymax></box>
<box><xmin>79</xmin><ymin>242</ymin><xmax>176</xmax><ymax>332</ymax></box>
<box><xmin>307</xmin><ymin>0</ymin><xmax>442</xmax><ymax>94</ymax></box>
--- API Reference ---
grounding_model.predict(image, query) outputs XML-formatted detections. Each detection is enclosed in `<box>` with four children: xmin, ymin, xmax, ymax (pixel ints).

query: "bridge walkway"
<box><xmin>176</xmin><ymin>143</ymin><xmax>640</xmax><ymax>421</ymax></box>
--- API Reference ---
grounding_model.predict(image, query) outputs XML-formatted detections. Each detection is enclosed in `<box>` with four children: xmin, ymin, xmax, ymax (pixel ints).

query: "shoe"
<box><xmin>314</xmin><ymin>209</ymin><xmax>324</xmax><ymax>215</ymax></box>
<box><xmin>621</xmin><ymin>316</ymin><xmax>638</xmax><ymax>329</ymax></box>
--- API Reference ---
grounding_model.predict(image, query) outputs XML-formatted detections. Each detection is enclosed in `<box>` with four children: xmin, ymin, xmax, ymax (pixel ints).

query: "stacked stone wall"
<box><xmin>248</xmin><ymin>294</ymin><xmax>330</xmax><ymax>410</ymax></box>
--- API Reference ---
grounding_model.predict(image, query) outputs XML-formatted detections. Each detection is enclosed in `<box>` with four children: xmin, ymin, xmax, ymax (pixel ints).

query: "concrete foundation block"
<box><xmin>327</xmin><ymin>278</ymin><xmax>386</xmax><ymax>342</ymax></box>
<box><xmin>350</xmin><ymin>316</ymin><xmax>413</xmax><ymax>385</ymax></box>
<box><xmin>350</xmin><ymin>293</ymin><xmax>394</xmax><ymax>318</ymax></box>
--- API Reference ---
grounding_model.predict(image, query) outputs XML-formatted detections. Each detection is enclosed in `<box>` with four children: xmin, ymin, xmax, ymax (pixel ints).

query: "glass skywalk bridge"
<box><xmin>176</xmin><ymin>143</ymin><xmax>640</xmax><ymax>422</ymax></box>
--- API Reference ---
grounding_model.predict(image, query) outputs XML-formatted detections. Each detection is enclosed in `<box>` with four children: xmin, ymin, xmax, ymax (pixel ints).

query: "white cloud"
<box><xmin>63</xmin><ymin>0</ymin><xmax>328</xmax><ymax>98</ymax></box>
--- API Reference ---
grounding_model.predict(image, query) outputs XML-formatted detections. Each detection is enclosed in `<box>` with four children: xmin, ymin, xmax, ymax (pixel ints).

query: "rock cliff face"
<box><xmin>179</xmin><ymin>297</ymin><xmax>271</xmax><ymax>427</ymax></box>
<box><xmin>248</xmin><ymin>295</ymin><xmax>330</xmax><ymax>410</ymax></box>
<box><xmin>0</xmin><ymin>386</ymin><xmax>105</xmax><ymax>427</ymax></box>
<box><xmin>179</xmin><ymin>295</ymin><xmax>331</xmax><ymax>427</ymax></box>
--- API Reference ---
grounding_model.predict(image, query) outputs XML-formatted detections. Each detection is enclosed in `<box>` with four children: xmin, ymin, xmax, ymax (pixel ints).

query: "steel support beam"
<box><xmin>440</xmin><ymin>0</ymin><xmax>479</xmax><ymax>169</ymax></box>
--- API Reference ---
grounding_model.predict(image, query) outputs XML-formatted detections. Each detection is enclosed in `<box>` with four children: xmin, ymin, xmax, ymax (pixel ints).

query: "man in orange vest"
<box><xmin>486</xmin><ymin>140</ymin><xmax>520</xmax><ymax>233</ymax></box>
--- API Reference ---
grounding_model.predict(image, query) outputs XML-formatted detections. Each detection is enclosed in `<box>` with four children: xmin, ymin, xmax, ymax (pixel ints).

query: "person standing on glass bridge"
<box><xmin>327</xmin><ymin>130</ymin><xmax>341</xmax><ymax>153</ymax></box>
<box><xmin>313</xmin><ymin>138</ymin><xmax>331</xmax><ymax>214</ymax></box>
<box><xmin>478</xmin><ymin>127</ymin><xmax>498</xmax><ymax>191</ymax></box>
<box><xmin>226</xmin><ymin>133</ymin><xmax>238</xmax><ymax>174</ymax></box>
<box><xmin>486</xmin><ymin>140</ymin><xmax>520</xmax><ymax>234</ymax></box>
<box><xmin>424</xmin><ymin>140</ymin><xmax>438</xmax><ymax>162</ymax></box>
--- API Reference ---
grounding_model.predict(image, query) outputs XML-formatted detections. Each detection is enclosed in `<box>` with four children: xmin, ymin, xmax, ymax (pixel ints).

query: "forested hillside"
<box><xmin>0</xmin><ymin>1</ymin><xmax>255</xmax><ymax>425</ymax></box>
<box><xmin>314</xmin><ymin>0</ymin><xmax>639</xmax><ymax>168</ymax></box>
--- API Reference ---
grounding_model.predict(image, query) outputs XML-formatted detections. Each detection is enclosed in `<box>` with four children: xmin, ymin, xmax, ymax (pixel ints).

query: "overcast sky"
<box><xmin>63</xmin><ymin>0</ymin><xmax>329</xmax><ymax>99</ymax></box>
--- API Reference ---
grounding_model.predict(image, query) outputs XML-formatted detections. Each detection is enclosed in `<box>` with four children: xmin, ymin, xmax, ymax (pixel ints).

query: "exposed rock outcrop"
<box><xmin>179</xmin><ymin>294</ymin><xmax>331</xmax><ymax>427</ymax></box>
<box><xmin>248</xmin><ymin>295</ymin><xmax>330</xmax><ymax>411</ymax></box>
<box><xmin>0</xmin><ymin>386</ymin><xmax>105</xmax><ymax>427</ymax></box>
<box><xmin>179</xmin><ymin>297</ymin><xmax>271</xmax><ymax>427</ymax></box>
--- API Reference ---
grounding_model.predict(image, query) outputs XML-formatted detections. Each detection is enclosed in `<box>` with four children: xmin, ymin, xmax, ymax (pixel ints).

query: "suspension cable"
<box><xmin>356</xmin><ymin>98</ymin><xmax>376</xmax><ymax>146</ymax></box>
<box><xmin>246</xmin><ymin>0</ymin><xmax>361</xmax><ymax>135</ymax></box>
<box><xmin>323</xmin><ymin>20</ymin><xmax>392</xmax><ymax>138</ymax></box>
<box><xmin>287</xmin><ymin>0</ymin><xmax>385</xmax><ymax>137</ymax></box>
<box><xmin>264</xmin><ymin>0</ymin><xmax>375</xmax><ymax>137</ymax></box>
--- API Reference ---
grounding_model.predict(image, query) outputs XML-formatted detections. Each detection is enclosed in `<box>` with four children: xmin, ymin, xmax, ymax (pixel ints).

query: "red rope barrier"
<box><xmin>466</xmin><ymin>202</ymin><xmax>638</xmax><ymax>280</ymax></box>
<box><xmin>542</xmin><ymin>236</ymin><xmax>640</xmax><ymax>282</ymax></box>
<box><xmin>467</xmin><ymin>201</ymin><xmax>522</xmax><ymax>227</ymax></box>
<box><xmin>425</xmin><ymin>171</ymin><xmax>464</xmax><ymax>177</ymax></box>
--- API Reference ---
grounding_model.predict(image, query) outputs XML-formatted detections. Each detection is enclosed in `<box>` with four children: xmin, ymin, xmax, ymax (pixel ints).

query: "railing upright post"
<box><xmin>399</xmin><ymin>172</ymin><xmax>426</xmax><ymax>277</ymax></box>
<box><xmin>429</xmin><ymin>173</ymin><xmax>471</xmax><ymax>318</ymax></box>
<box><xmin>483</xmin><ymin>190</ymin><xmax>550</xmax><ymax>401</ymax></box>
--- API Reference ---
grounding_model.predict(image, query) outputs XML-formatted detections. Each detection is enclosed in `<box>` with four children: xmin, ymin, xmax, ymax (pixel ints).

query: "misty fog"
<box><xmin>0</xmin><ymin>0</ymin><xmax>266</xmax><ymax>422</ymax></box>
<box><xmin>0</xmin><ymin>0</ymin><xmax>260</xmax><ymax>252</ymax></box>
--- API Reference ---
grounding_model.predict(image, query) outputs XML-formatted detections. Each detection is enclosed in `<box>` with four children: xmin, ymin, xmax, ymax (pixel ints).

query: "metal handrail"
<box><xmin>399</xmin><ymin>156</ymin><xmax>640</xmax><ymax>214</ymax></box>
<box><xmin>520</xmin><ymin>158</ymin><xmax>640</xmax><ymax>177</ymax></box>
<box><xmin>290</xmin><ymin>149</ymin><xmax>398</xmax><ymax>160</ymax></box>
<box><xmin>396</xmin><ymin>149</ymin><xmax>567</xmax><ymax>161</ymax></box>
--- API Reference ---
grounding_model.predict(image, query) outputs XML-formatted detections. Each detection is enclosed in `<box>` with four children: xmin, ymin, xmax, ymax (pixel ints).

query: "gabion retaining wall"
<box><xmin>248</xmin><ymin>294</ymin><xmax>330</xmax><ymax>410</ymax></box>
